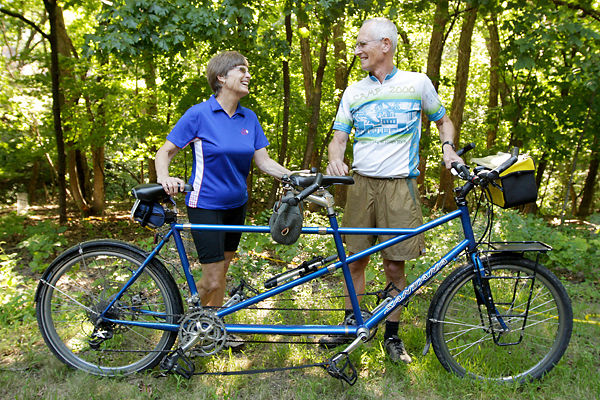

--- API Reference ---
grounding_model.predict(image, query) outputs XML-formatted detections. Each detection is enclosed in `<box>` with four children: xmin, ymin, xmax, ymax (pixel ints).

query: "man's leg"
<box><xmin>319</xmin><ymin>254</ymin><xmax>369</xmax><ymax>348</ymax></box>
<box><xmin>343</xmin><ymin>253</ymin><xmax>370</xmax><ymax>311</ymax></box>
<box><xmin>382</xmin><ymin>258</ymin><xmax>412</xmax><ymax>363</ymax></box>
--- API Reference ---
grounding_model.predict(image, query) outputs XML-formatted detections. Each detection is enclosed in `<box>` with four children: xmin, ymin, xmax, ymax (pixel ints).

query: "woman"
<box><xmin>156</xmin><ymin>51</ymin><xmax>290</xmax><ymax>314</ymax></box>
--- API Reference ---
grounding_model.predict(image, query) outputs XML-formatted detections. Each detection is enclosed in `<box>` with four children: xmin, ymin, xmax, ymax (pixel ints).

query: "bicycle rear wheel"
<box><xmin>430</xmin><ymin>256</ymin><xmax>572</xmax><ymax>383</ymax></box>
<box><xmin>36</xmin><ymin>241</ymin><xmax>183</xmax><ymax>376</ymax></box>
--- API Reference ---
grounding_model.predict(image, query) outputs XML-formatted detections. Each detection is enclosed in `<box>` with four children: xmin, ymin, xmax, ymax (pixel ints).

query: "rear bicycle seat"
<box><xmin>131</xmin><ymin>183</ymin><xmax>193</xmax><ymax>203</ymax></box>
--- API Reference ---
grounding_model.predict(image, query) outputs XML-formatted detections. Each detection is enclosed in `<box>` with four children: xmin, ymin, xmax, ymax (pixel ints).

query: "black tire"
<box><xmin>36</xmin><ymin>241</ymin><xmax>183</xmax><ymax>376</ymax></box>
<box><xmin>430</xmin><ymin>256</ymin><xmax>572</xmax><ymax>383</ymax></box>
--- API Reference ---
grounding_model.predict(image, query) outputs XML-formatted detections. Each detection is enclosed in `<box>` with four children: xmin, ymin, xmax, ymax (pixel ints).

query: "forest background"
<box><xmin>0</xmin><ymin>0</ymin><xmax>599</xmax><ymax>399</ymax></box>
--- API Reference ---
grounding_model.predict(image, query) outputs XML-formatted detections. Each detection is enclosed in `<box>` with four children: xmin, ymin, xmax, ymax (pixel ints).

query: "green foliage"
<box><xmin>2</xmin><ymin>0</ymin><xmax>600</xmax><ymax>218</ymax></box>
<box><xmin>16</xmin><ymin>220</ymin><xmax>67</xmax><ymax>273</ymax></box>
<box><xmin>0</xmin><ymin>250</ymin><xmax>35</xmax><ymax>327</ymax></box>
<box><xmin>0</xmin><ymin>213</ymin><xmax>26</xmax><ymax>239</ymax></box>
<box><xmin>487</xmin><ymin>209</ymin><xmax>600</xmax><ymax>280</ymax></box>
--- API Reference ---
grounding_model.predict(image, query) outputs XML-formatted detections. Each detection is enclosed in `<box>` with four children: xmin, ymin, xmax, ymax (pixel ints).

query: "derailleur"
<box><xmin>88</xmin><ymin>327</ymin><xmax>114</xmax><ymax>349</ymax></box>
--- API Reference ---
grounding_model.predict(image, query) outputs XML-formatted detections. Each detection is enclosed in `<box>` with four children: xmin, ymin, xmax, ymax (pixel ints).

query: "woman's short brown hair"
<box><xmin>206</xmin><ymin>51</ymin><xmax>248</xmax><ymax>95</ymax></box>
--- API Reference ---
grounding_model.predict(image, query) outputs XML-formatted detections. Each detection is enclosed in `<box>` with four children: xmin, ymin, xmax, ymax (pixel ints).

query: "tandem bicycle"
<box><xmin>35</xmin><ymin>146</ymin><xmax>573</xmax><ymax>384</ymax></box>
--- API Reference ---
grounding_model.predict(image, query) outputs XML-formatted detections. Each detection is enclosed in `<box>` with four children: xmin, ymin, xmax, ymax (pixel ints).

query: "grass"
<box><xmin>1</xmin><ymin>205</ymin><xmax>599</xmax><ymax>399</ymax></box>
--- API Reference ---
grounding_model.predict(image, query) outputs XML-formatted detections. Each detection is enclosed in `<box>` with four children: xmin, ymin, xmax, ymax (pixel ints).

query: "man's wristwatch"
<box><xmin>442</xmin><ymin>141</ymin><xmax>455</xmax><ymax>152</ymax></box>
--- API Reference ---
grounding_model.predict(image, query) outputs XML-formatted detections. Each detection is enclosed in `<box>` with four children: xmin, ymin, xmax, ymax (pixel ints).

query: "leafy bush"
<box><xmin>0</xmin><ymin>213</ymin><xmax>26</xmax><ymax>240</ymax></box>
<box><xmin>16</xmin><ymin>220</ymin><xmax>67</xmax><ymax>273</ymax></box>
<box><xmin>488</xmin><ymin>209</ymin><xmax>600</xmax><ymax>281</ymax></box>
<box><xmin>0</xmin><ymin>250</ymin><xmax>35</xmax><ymax>326</ymax></box>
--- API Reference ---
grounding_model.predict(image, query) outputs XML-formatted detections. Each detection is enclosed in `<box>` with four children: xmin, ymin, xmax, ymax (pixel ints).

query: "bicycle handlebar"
<box><xmin>285</xmin><ymin>173</ymin><xmax>324</xmax><ymax>206</ymax></box>
<box><xmin>451</xmin><ymin>146</ymin><xmax>520</xmax><ymax>188</ymax></box>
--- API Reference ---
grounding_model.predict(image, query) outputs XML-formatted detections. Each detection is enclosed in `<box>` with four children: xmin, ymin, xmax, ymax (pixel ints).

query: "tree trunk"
<box><xmin>330</xmin><ymin>18</ymin><xmax>349</xmax><ymax>207</ymax></box>
<box><xmin>298</xmin><ymin>15</ymin><xmax>329</xmax><ymax>169</ymax></box>
<box><xmin>42</xmin><ymin>0</ymin><xmax>67</xmax><ymax>223</ymax></box>
<box><xmin>279</xmin><ymin>13</ymin><xmax>292</xmax><ymax>168</ymax></box>
<box><xmin>576</xmin><ymin>131</ymin><xmax>599</xmax><ymax>217</ymax></box>
<box><xmin>484</xmin><ymin>13</ymin><xmax>500</xmax><ymax>149</ymax></box>
<box><xmin>67</xmin><ymin>148</ymin><xmax>91</xmax><ymax>214</ymax></box>
<box><xmin>418</xmin><ymin>0</ymin><xmax>449</xmax><ymax>190</ymax></box>
<box><xmin>143</xmin><ymin>54</ymin><xmax>158</xmax><ymax>183</ymax></box>
<box><xmin>435</xmin><ymin>6</ymin><xmax>478</xmax><ymax>211</ymax></box>
<box><xmin>50</xmin><ymin>2</ymin><xmax>90</xmax><ymax>216</ymax></box>
<box><xmin>91</xmin><ymin>144</ymin><xmax>105</xmax><ymax>214</ymax></box>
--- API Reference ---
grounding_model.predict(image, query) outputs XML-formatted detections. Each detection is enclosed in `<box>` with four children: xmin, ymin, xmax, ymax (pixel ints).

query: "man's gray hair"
<box><xmin>362</xmin><ymin>17</ymin><xmax>398</xmax><ymax>53</ymax></box>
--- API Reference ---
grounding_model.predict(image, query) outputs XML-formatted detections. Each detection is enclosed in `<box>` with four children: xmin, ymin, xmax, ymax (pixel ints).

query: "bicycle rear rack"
<box><xmin>479</xmin><ymin>241</ymin><xmax>552</xmax><ymax>346</ymax></box>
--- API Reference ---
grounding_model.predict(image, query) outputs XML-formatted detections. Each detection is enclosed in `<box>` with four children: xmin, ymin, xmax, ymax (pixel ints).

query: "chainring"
<box><xmin>178</xmin><ymin>308</ymin><xmax>227</xmax><ymax>357</ymax></box>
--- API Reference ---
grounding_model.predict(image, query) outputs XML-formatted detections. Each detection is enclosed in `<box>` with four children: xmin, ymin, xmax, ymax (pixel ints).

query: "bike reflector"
<box><xmin>131</xmin><ymin>199</ymin><xmax>166</xmax><ymax>228</ymax></box>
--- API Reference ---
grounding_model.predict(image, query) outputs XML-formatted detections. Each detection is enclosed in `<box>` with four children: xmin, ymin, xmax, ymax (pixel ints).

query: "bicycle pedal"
<box><xmin>160</xmin><ymin>348</ymin><xmax>195</xmax><ymax>379</ymax></box>
<box><xmin>325</xmin><ymin>352</ymin><xmax>358</xmax><ymax>386</ymax></box>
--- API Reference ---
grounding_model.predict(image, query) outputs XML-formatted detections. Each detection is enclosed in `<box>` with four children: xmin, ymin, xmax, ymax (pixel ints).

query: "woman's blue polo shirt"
<box><xmin>166</xmin><ymin>95</ymin><xmax>269</xmax><ymax>209</ymax></box>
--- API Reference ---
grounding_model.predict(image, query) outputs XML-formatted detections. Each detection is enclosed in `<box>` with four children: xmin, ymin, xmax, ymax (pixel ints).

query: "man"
<box><xmin>325</xmin><ymin>17</ymin><xmax>463</xmax><ymax>363</ymax></box>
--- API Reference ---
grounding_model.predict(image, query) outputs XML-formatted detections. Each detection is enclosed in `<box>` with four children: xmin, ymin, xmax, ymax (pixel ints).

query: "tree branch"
<box><xmin>0</xmin><ymin>7</ymin><xmax>49</xmax><ymax>40</ymax></box>
<box><xmin>551</xmin><ymin>0</ymin><xmax>600</xmax><ymax>23</ymax></box>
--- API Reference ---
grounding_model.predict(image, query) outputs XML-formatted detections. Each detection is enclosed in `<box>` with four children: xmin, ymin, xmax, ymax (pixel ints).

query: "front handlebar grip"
<box><xmin>491</xmin><ymin>147</ymin><xmax>520</xmax><ymax>178</ymax></box>
<box><xmin>451</xmin><ymin>161</ymin><xmax>470</xmax><ymax>180</ymax></box>
<box><xmin>456</xmin><ymin>142</ymin><xmax>476</xmax><ymax>157</ymax></box>
<box><xmin>440</xmin><ymin>142</ymin><xmax>475</xmax><ymax>167</ymax></box>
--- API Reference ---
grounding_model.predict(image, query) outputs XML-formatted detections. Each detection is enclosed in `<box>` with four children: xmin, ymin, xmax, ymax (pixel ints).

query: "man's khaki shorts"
<box><xmin>342</xmin><ymin>174</ymin><xmax>424</xmax><ymax>261</ymax></box>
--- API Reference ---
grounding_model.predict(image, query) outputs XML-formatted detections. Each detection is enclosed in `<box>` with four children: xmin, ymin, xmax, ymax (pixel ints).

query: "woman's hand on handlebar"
<box><xmin>158</xmin><ymin>176</ymin><xmax>187</xmax><ymax>196</ymax></box>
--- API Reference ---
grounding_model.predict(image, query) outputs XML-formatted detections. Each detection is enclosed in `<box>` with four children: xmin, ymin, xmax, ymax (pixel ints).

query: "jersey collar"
<box><xmin>208</xmin><ymin>94</ymin><xmax>245</xmax><ymax>117</ymax></box>
<box><xmin>368</xmin><ymin>66</ymin><xmax>398</xmax><ymax>83</ymax></box>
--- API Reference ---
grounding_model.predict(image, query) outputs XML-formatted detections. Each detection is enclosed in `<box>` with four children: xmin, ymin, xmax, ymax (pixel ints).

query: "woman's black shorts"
<box><xmin>187</xmin><ymin>203</ymin><xmax>247</xmax><ymax>264</ymax></box>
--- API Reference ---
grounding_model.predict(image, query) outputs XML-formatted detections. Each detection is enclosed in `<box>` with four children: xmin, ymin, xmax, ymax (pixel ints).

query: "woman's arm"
<box><xmin>155</xmin><ymin>140</ymin><xmax>186</xmax><ymax>195</ymax></box>
<box><xmin>253</xmin><ymin>148</ymin><xmax>291</xmax><ymax>179</ymax></box>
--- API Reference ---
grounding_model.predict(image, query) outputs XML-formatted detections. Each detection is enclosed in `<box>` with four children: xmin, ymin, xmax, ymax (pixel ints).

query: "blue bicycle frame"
<box><xmin>99</xmin><ymin>202</ymin><xmax>483</xmax><ymax>338</ymax></box>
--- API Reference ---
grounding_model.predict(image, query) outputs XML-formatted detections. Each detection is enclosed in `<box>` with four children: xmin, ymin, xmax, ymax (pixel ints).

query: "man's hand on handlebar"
<box><xmin>442</xmin><ymin>147</ymin><xmax>465</xmax><ymax>170</ymax></box>
<box><xmin>158</xmin><ymin>176</ymin><xmax>187</xmax><ymax>196</ymax></box>
<box><xmin>326</xmin><ymin>159</ymin><xmax>349</xmax><ymax>176</ymax></box>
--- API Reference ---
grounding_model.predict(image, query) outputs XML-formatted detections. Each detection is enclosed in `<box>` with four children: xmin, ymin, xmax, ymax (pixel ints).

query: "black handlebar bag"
<box><xmin>485</xmin><ymin>155</ymin><xmax>538</xmax><ymax>208</ymax></box>
<box><xmin>269</xmin><ymin>192</ymin><xmax>303</xmax><ymax>245</ymax></box>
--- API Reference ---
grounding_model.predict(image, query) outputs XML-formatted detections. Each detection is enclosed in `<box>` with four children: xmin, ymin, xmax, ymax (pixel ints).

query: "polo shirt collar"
<box><xmin>368</xmin><ymin>66</ymin><xmax>398</xmax><ymax>83</ymax></box>
<box><xmin>208</xmin><ymin>94</ymin><xmax>245</xmax><ymax>117</ymax></box>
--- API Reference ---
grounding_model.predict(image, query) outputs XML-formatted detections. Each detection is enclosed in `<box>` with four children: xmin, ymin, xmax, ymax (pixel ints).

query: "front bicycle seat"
<box><xmin>131</xmin><ymin>183</ymin><xmax>193</xmax><ymax>203</ymax></box>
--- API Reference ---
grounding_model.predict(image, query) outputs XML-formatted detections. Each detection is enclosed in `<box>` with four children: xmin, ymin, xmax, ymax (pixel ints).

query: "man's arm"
<box><xmin>326</xmin><ymin>130</ymin><xmax>350</xmax><ymax>176</ymax></box>
<box><xmin>435</xmin><ymin>114</ymin><xmax>464</xmax><ymax>169</ymax></box>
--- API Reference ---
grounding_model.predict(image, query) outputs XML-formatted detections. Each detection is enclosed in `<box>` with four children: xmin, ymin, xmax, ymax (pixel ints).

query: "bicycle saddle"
<box><xmin>131</xmin><ymin>183</ymin><xmax>193</xmax><ymax>203</ymax></box>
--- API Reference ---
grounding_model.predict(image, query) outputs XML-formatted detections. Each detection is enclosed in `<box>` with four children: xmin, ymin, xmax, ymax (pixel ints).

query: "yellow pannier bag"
<box><xmin>475</xmin><ymin>153</ymin><xmax>538</xmax><ymax>208</ymax></box>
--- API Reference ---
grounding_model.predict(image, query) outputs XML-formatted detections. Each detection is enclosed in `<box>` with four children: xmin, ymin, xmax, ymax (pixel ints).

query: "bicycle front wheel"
<box><xmin>430</xmin><ymin>256</ymin><xmax>572</xmax><ymax>383</ymax></box>
<box><xmin>36</xmin><ymin>241</ymin><xmax>183</xmax><ymax>376</ymax></box>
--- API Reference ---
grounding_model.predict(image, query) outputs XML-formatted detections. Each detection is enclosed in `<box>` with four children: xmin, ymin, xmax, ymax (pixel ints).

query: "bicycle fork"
<box><xmin>471</xmin><ymin>255</ymin><xmax>511</xmax><ymax>338</ymax></box>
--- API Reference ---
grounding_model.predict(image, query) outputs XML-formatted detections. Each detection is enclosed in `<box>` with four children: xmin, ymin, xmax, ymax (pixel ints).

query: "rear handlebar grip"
<box><xmin>288</xmin><ymin>173</ymin><xmax>323</xmax><ymax>205</ymax></box>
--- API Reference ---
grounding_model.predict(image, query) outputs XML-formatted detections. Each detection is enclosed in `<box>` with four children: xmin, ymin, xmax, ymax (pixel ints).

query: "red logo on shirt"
<box><xmin>241</xmin><ymin>128</ymin><xmax>249</xmax><ymax>135</ymax></box>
